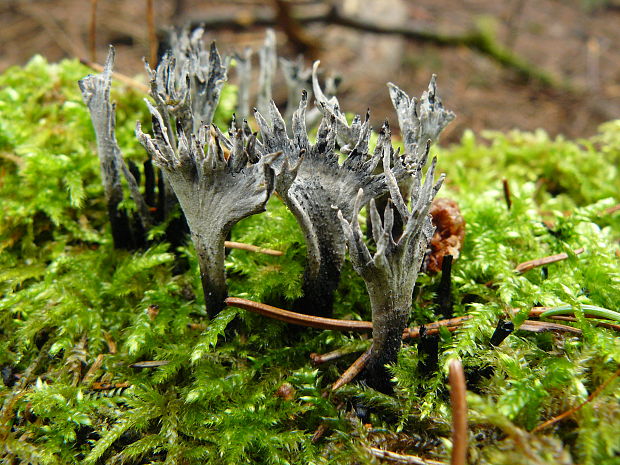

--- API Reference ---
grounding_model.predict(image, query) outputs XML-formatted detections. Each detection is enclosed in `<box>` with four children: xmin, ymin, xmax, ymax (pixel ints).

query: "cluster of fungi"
<box><xmin>79</xmin><ymin>28</ymin><xmax>461</xmax><ymax>393</ymax></box>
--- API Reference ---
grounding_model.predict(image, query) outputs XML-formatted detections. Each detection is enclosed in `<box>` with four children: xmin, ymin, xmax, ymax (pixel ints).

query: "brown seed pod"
<box><xmin>426</xmin><ymin>198</ymin><xmax>466</xmax><ymax>274</ymax></box>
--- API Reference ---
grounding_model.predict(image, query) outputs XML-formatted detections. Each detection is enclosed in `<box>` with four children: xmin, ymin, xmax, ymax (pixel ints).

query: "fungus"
<box><xmin>387</xmin><ymin>75</ymin><xmax>455</xmax><ymax>163</ymax></box>
<box><xmin>137</xmin><ymin>103</ymin><xmax>279</xmax><ymax>317</ymax></box>
<box><xmin>255</xmin><ymin>91</ymin><xmax>405</xmax><ymax>318</ymax></box>
<box><xmin>79</xmin><ymin>47</ymin><xmax>151</xmax><ymax>250</ymax></box>
<box><xmin>338</xmin><ymin>139</ymin><xmax>444</xmax><ymax>393</ymax></box>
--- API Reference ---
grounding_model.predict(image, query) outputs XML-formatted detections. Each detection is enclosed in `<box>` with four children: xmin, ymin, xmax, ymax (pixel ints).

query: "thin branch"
<box><xmin>367</xmin><ymin>447</ymin><xmax>446</xmax><ymax>465</ymax></box>
<box><xmin>89</xmin><ymin>0</ymin><xmax>98</xmax><ymax>62</ymax></box>
<box><xmin>224</xmin><ymin>241</ymin><xmax>283</xmax><ymax>256</ymax></box>
<box><xmin>532</xmin><ymin>367</ymin><xmax>620</xmax><ymax>433</ymax></box>
<box><xmin>449</xmin><ymin>359</ymin><xmax>468</xmax><ymax>465</ymax></box>
<box><xmin>146</xmin><ymin>0</ymin><xmax>158</xmax><ymax>66</ymax></box>
<box><xmin>188</xmin><ymin>5</ymin><xmax>561</xmax><ymax>88</ymax></box>
<box><xmin>515</xmin><ymin>247</ymin><xmax>584</xmax><ymax>273</ymax></box>
<box><xmin>272</xmin><ymin>0</ymin><xmax>320</xmax><ymax>59</ymax></box>
<box><xmin>18</xmin><ymin>3</ymin><xmax>88</xmax><ymax>59</ymax></box>
<box><xmin>331</xmin><ymin>346</ymin><xmax>373</xmax><ymax>391</ymax></box>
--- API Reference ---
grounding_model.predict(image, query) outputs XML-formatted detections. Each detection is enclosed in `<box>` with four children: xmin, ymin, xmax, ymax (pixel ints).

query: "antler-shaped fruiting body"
<box><xmin>137</xmin><ymin>103</ymin><xmax>278</xmax><ymax>317</ymax></box>
<box><xmin>255</xmin><ymin>91</ymin><xmax>405</xmax><ymax>318</ymax></box>
<box><xmin>339</xmin><ymin>147</ymin><xmax>444</xmax><ymax>393</ymax></box>
<box><xmin>150</xmin><ymin>27</ymin><xmax>229</xmax><ymax>133</ymax></box>
<box><xmin>79</xmin><ymin>47</ymin><xmax>151</xmax><ymax>250</ymax></box>
<box><xmin>388</xmin><ymin>75</ymin><xmax>455</xmax><ymax>166</ymax></box>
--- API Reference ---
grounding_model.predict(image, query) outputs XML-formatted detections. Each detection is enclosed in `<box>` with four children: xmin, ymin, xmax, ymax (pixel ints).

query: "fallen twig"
<box><xmin>448</xmin><ymin>359</ymin><xmax>468</xmax><ymax>465</ymax></box>
<box><xmin>532</xmin><ymin>367</ymin><xmax>620</xmax><ymax>433</ymax></box>
<box><xmin>331</xmin><ymin>346</ymin><xmax>373</xmax><ymax>391</ymax></box>
<box><xmin>367</xmin><ymin>447</ymin><xmax>446</xmax><ymax>465</ymax></box>
<box><xmin>515</xmin><ymin>247</ymin><xmax>585</xmax><ymax>273</ymax></box>
<box><xmin>146</xmin><ymin>0</ymin><xmax>157</xmax><ymax>66</ymax></box>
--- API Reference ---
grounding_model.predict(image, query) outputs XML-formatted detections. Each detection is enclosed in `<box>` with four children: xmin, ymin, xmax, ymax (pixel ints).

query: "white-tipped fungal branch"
<box><xmin>137</xmin><ymin>106</ymin><xmax>278</xmax><ymax>317</ymax></box>
<box><xmin>339</xmin><ymin>146</ymin><xmax>444</xmax><ymax>393</ymax></box>
<box><xmin>255</xmin><ymin>90</ymin><xmax>406</xmax><ymax>317</ymax></box>
<box><xmin>79</xmin><ymin>47</ymin><xmax>151</xmax><ymax>249</ymax></box>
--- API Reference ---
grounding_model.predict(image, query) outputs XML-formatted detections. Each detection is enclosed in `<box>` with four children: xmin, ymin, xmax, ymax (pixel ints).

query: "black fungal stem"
<box><xmin>418</xmin><ymin>326</ymin><xmax>440</xmax><ymax>378</ymax></box>
<box><xmin>489</xmin><ymin>319</ymin><xmax>515</xmax><ymax>347</ymax></box>
<box><xmin>437</xmin><ymin>254</ymin><xmax>453</xmax><ymax>318</ymax></box>
<box><xmin>502</xmin><ymin>178</ymin><xmax>512</xmax><ymax>210</ymax></box>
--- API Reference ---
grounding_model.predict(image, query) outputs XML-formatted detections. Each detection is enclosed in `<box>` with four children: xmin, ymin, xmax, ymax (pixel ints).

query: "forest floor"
<box><xmin>1</xmin><ymin>0</ymin><xmax>619</xmax><ymax>142</ymax></box>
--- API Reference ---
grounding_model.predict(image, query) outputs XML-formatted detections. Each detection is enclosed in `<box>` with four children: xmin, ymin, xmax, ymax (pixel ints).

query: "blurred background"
<box><xmin>1</xmin><ymin>0</ymin><xmax>619</xmax><ymax>142</ymax></box>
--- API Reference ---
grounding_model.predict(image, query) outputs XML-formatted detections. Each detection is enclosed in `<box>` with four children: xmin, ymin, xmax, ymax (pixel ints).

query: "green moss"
<box><xmin>1</xmin><ymin>58</ymin><xmax>619</xmax><ymax>464</ymax></box>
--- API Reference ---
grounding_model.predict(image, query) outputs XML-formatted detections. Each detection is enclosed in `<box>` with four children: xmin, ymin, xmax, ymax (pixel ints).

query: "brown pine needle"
<box><xmin>603</xmin><ymin>203</ymin><xmax>620</xmax><ymax>215</ymax></box>
<box><xmin>331</xmin><ymin>346</ymin><xmax>373</xmax><ymax>391</ymax></box>
<box><xmin>81</xmin><ymin>354</ymin><xmax>105</xmax><ymax>386</ymax></box>
<box><xmin>225</xmin><ymin>297</ymin><xmax>373</xmax><ymax>332</ymax></box>
<box><xmin>449</xmin><ymin>359</ymin><xmax>468</xmax><ymax>465</ymax></box>
<box><xmin>532</xmin><ymin>367</ymin><xmax>620</xmax><ymax>433</ymax></box>
<box><xmin>310</xmin><ymin>345</ymin><xmax>369</xmax><ymax>364</ymax></box>
<box><xmin>541</xmin><ymin>314</ymin><xmax>620</xmax><ymax>332</ymax></box>
<box><xmin>91</xmin><ymin>382</ymin><xmax>131</xmax><ymax>391</ymax></box>
<box><xmin>224</xmin><ymin>241</ymin><xmax>283</xmax><ymax>256</ymax></box>
<box><xmin>368</xmin><ymin>447</ymin><xmax>446</xmax><ymax>465</ymax></box>
<box><xmin>515</xmin><ymin>247</ymin><xmax>584</xmax><ymax>273</ymax></box>
<box><xmin>128</xmin><ymin>360</ymin><xmax>171</xmax><ymax>368</ymax></box>
<box><xmin>518</xmin><ymin>319</ymin><xmax>581</xmax><ymax>334</ymax></box>
<box><xmin>230</xmin><ymin>299</ymin><xmax>607</xmax><ymax>343</ymax></box>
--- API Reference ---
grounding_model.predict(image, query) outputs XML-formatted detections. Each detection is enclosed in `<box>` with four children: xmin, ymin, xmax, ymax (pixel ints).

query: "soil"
<box><xmin>1</xmin><ymin>0</ymin><xmax>619</xmax><ymax>143</ymax></box>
